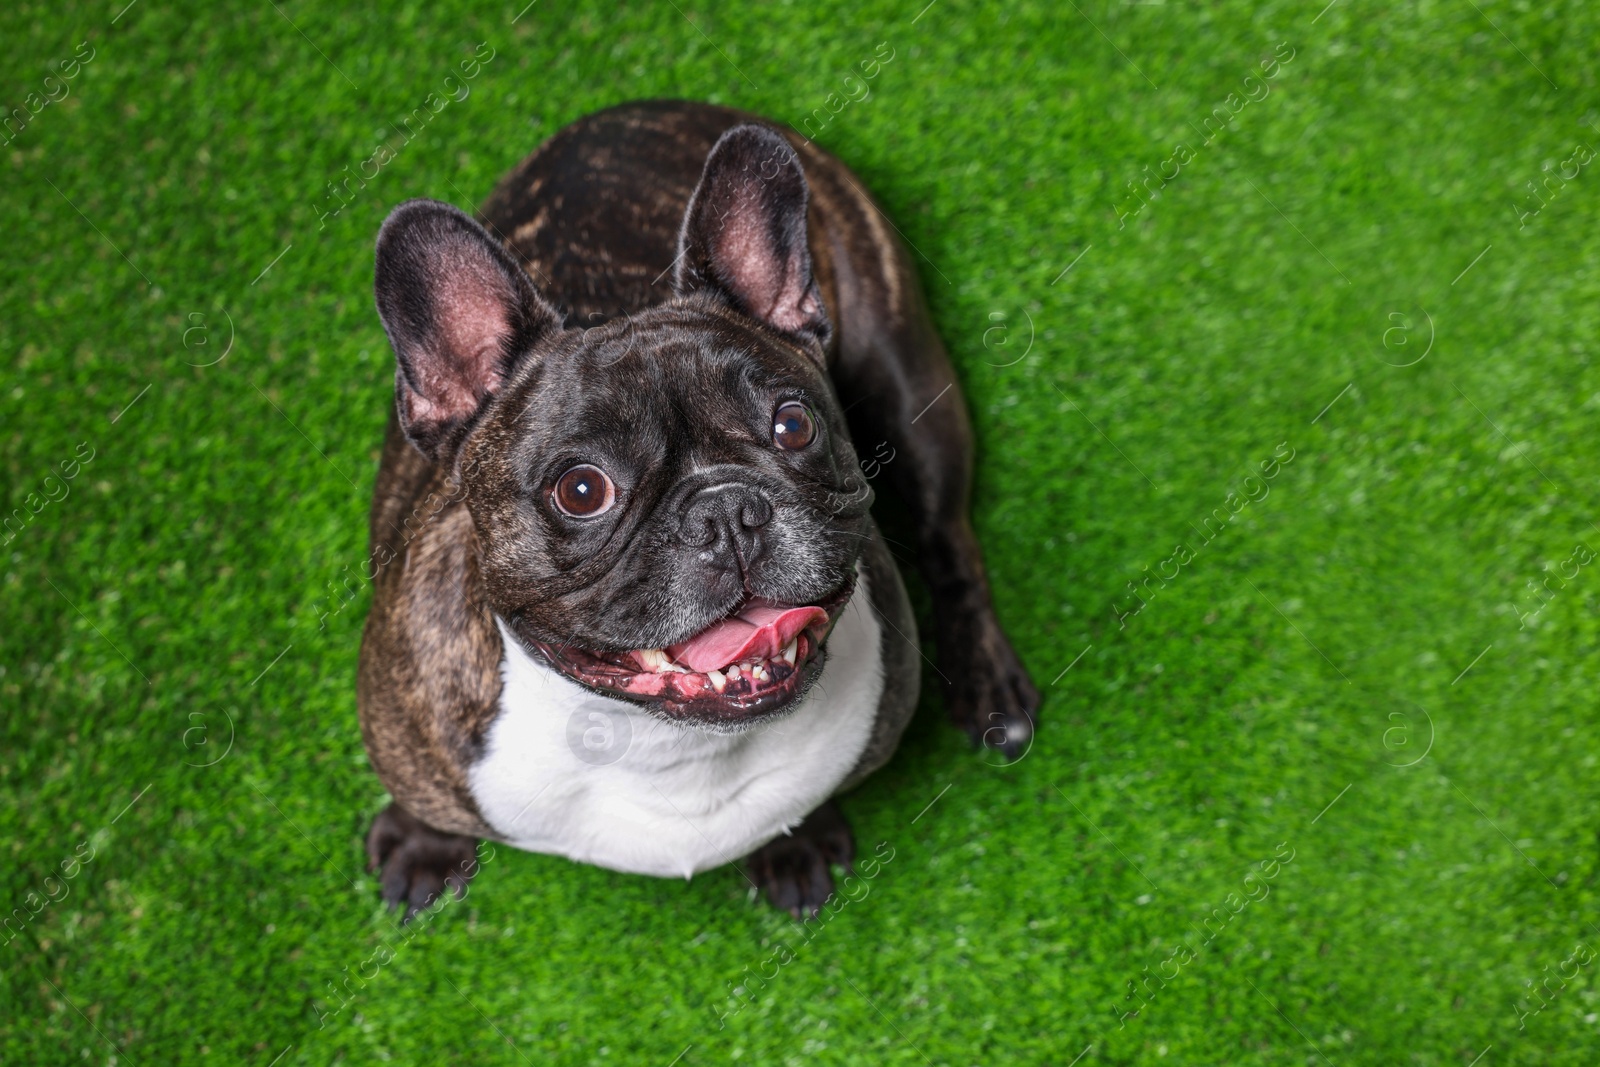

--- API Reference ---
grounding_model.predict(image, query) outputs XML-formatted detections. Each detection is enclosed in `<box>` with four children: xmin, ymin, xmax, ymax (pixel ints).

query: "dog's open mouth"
<box><xmin>529</xmin><ymin>575</ymin><xmax>856</xmax><ymax>723</ymax></box>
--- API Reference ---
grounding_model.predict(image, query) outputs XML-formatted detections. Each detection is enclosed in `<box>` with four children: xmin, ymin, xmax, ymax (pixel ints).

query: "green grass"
<box><xmin>5</xmin><ymin>0</ymin><xmax>1600</xmax><ymax>1063</ymax></box>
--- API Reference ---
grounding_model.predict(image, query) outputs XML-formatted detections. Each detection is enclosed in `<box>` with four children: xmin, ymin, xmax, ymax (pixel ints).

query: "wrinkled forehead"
<box><xmin>497</xmin><ymin>307</ymin><xmax>826</xmax><ymax>457</ymax></box>
<box><xmin>579</xmin><ymin>302</ymin><xmax>810</xmax><ymax>372</ymax></box>
<box><xmin>563</xmin><ymin>307</ymin><xmax>819</xmax><ymax>412</ymax></box>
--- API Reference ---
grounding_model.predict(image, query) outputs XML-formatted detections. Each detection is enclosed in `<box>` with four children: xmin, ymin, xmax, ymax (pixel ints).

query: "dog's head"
<box><xmin>373</xmin><ymin>125</ymin><xmax>872</xmax><ymax>729</ymax></box>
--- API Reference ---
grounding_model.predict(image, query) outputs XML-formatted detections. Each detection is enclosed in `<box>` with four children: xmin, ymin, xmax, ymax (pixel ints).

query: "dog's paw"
<box><xmin>365</xmin><ymin>802</ymin><xmax>481</xmax><ymax>922</ymax></box>
<box><xmin>939</xmin><ymin>612</ymin><xmax>1040</xmax><ymax>763</ymax></box>
<box><xmin>744</xmin><ymin>801</ymin><xmax>854</xmax><ymax>920</ymax></box>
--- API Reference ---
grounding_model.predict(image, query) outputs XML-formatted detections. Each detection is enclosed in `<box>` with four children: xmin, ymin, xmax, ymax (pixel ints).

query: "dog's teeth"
<box><xmin>707</xmin><ymin>668</ymin><xmax>726</xmax><ymax>692</ymax></box>
<box><xmin>782</xmin><ymin>639</ymin><xmax>797</xmax><ymax>666</ymax></box>
<box><xmin>639</xmin><ymin>648</ymin><xmax>686</xmax><ymax>673</ymax></box>
<box><xmin>726</xmin><ymin>663</ymin><xmax>741</xmax><ymax>681</ymax></box>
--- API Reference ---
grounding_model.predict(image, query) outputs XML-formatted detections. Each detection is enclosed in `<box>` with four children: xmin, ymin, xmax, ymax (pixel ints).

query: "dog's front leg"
<box><xmin>365</xmin><ymin>802</ymin><xmax>483</xmax><ymax>922</ymax></box>
<box><xmin>743</xmin><ymin>800</ymin><xmax>855</xmax><ymax>920</ymax></box>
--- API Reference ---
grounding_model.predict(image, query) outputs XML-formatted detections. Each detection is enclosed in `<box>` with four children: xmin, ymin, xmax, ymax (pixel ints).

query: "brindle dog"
<box><xmin>359</xmin><ymin>100</ymin><xmax>1038</xmax><ymax>919</ymax></box>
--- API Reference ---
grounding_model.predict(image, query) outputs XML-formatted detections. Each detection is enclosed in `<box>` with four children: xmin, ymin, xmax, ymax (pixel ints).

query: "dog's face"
<box><xmin>373</xmin><ymin>126</ymin><xmax>872</xmax><ymax>729</ymax></box>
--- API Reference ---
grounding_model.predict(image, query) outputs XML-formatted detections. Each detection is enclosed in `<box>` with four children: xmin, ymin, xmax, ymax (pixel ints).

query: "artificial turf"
<box><xmin>5</xmin><ymin>0</ymin><xmax>1600</xmax><ymax>1063</ymax></box>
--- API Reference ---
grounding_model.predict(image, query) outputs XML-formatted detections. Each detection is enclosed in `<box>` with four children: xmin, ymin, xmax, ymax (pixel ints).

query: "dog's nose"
<box><xmin>680</xmin><ymin>484</ymin><xmax>772</xmax><ymax>565</ymax></box>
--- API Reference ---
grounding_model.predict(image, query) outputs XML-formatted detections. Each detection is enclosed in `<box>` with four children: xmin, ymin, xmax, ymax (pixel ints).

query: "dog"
<box><xmin>359</xmin><ymin>100</ymin><xmax>1038</xmax><ymax>919</ymax></box>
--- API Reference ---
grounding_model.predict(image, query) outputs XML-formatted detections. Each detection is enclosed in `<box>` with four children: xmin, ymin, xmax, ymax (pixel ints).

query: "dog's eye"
<box><xmin>772</xmin><ymin>402</ymin><xmax>817</xmax><ymax>451</ymax></box>
<box><xmin>552</xmin><ymin>464</ymin><xmax>615</xmax><ymax>517</ymax></box>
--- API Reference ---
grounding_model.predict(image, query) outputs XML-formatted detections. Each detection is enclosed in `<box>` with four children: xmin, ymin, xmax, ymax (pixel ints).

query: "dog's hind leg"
<box><xmin>806</xmin><ymin>156</ymin><xmax>1040</xmax><ymax>761</ymax></box>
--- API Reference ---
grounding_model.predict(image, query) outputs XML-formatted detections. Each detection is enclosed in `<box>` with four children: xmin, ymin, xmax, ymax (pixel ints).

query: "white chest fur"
<box><xmin>467</xmin><ymin>567</ymin><xmax>885</xmax><ymax>878</ymax></box>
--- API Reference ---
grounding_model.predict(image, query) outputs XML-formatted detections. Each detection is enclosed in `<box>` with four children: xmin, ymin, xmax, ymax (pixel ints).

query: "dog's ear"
<box><xmin>374</xmin><ymin>199</ymin><xmax>561</xmax><ymax>460</ymax></box>
<box><xmin>674</xmin><ymin>124</ymin><xmax>831</xmax><ymax>350</ymax></box>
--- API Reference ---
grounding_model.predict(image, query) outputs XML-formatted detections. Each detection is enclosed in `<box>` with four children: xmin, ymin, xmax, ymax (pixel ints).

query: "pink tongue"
<box><xmin>667</xmin><ymin>604</ymin><xmax>828</xmax><ymax>672</ymax></box>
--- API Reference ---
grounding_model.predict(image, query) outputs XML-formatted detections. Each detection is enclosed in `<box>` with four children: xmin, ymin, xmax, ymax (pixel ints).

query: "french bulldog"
<box><xmin>358</xmin><ymin>100</ymin><xmax>1038</xmax><ymax>919</ymax></box>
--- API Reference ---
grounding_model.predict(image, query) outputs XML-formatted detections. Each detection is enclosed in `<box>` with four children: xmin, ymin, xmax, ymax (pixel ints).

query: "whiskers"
<box><xmin>822</xmin><ymin>526</ymin><xmax>914</xmax><ymax>555</ymax></box>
